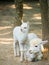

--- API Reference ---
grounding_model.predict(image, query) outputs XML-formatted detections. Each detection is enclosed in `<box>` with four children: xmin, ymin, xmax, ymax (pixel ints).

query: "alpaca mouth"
<box><xmin>20</xmin><ymin>28</ymin><xmax>27</xmax><ymax>33</ymax></box>
<box><xmin>31</xmin><ymin>58</ymin><xmax>38</xmax><ymax>62</ymax></box>
<box><xmin>20</xmin><ymin>29</ymin><xmax>25</xmax><ymax>33</ymax></box>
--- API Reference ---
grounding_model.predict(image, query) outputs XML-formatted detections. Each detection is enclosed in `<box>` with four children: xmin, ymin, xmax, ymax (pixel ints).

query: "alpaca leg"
<box><xmin>16</xmin><ymin>43</ymin><xmax>20</xmax><ymax>56</ymax></box>
<box><xmin>13</xmin><ymin>40</ymin><xmax>17</xmax><ymax>56</ymax></box>
<box><xmin>19</xmin><ymin>43</ymin><xmax>24</xmax><ymax>62</ymax></box>
<box><xmin>24</xmin><ymin>51</ymin><xmax>27</xmax><ymax>61</ymax></box>
<box><xmin>24</xmin><ymin>45</ymin><xmax>27</xmax><ymax>61</ymax></box>
<box><xmin>37</xmin><ymin>52</ymin><xmax>43</xmax><ymax>60</ymax></box>
<box><xmin>20</xmin><ymin>51</ymin><xmax>24</xmax><ymax>62</ymax></box>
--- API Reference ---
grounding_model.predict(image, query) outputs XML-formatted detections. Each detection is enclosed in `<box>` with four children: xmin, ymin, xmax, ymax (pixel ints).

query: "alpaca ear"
<box><xmin>42</xmin><ymin>40</ymin><xmax>48</xmax><ymax>44</ymax></box>
<box><xmin>27</xmin><ymin>21</ymin><xmax>29</xmax><ymax>24</ymax></box>
<box><xmin>21</xmin><ymin>20</ymin><xmax>24</xmax><ymax>23</ymax></box>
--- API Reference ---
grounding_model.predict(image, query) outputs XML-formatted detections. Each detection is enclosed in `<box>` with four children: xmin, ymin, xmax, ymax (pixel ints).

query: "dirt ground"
<box><xmin>0</xmin><ymin>1</ymin><xmax>49</xmax><ymax>65</ymax></box>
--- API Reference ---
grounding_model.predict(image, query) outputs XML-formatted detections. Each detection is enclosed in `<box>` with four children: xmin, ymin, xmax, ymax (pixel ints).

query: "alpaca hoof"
<box><xmin>14</xmin><ymin>54</ymin><xmax>17</xmax><ymax>57</ymax></box>
<box><xmin>20</xmin><ymin>59</ymin><xmax>23</xmax><ymax>62</ymax></box>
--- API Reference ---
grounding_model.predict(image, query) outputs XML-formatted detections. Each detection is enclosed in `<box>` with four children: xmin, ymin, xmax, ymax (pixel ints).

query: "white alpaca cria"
<box><xmin>26</xmin><ymin>38</ymin><xmax>48</xmax><ymax>61</ymax></box>
<box><xmin>13</xmin><ymin>22</ymin><xmax>29</xmax><ymax>62</ymax></box>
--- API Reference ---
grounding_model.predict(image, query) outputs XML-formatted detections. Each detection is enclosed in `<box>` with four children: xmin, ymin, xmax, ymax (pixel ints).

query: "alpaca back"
<box><xmin>13</xmin><ymin>26</ymin><xmax>28</xmax><ymax>42</ymax></box>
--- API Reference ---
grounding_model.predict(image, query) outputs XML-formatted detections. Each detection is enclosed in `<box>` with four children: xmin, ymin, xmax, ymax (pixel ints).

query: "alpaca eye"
<box><xmin>35</xmin><ymin>46</ymin><xmax>37</xmax><ymax>47</ymax></box>
<box><xmin>24</xmin><ymin>27</ymin><xmax>27</xmax><ymax>29</ymax></box>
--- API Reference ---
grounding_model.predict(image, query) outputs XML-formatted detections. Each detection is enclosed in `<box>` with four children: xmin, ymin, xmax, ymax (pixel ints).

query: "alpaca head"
<box><xmin>20</xmin><ymin>22</ymin><xmax>29</xmax><ymax>33</ymax></box>
<box><xmin>29</xmin><ymin>38</ymin><xmax>48</xmax><ymax>54</ymax></box>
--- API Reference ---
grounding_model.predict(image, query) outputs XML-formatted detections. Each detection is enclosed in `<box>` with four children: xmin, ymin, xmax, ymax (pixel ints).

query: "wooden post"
<box><xmin>40</xmin><ymin>0</ymin><xmax>49</xmax><ymax>48</ymax></box>
<box><xmin>14</xmin><ymin>0</ymin><xmax>23</xmax><ymax>27</ymax></box>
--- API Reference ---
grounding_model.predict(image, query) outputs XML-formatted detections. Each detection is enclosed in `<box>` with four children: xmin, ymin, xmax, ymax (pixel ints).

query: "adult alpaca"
<box><xmin>13</xmin><ymin>21</ymin><xmax>29</xmax><ymax>62</ymax></box>
<box><xmin>26</xmin><ymin>38</ymin><xmax>48</xmax><ymax>61</ymax></box>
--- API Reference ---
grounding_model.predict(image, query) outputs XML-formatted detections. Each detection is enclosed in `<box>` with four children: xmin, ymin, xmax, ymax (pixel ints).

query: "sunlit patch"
<box><xmin>0</xmin><ymin>38</ymin><xmax>13</xmax><ymax>41</ymax></box>
<box><xmin>41</xmin><ymin>46</ymin><xmax>48</xmax><ymax>59</ymax></box>
<box><xmin>32</xmin><ymin>16</ymin><xmax>41</xmax><ymax>20</ymax></box>
<box><xmin>33</xmin><ymin>13</ymin><xmax>41</xmax><ymax>17</ymax></box>
<box><xmin>0</xmin><ymin>25</ymin><xmax>13</xmax><ymax>44</ymax></box>
<box><xmin>0</xmin><ymin>38</ymin><xmax>13</xmax><ymax>44</ymax></box>
<box><xmin>41</xmin><ymin>45</ymin><xmax>48</xmax><ymax>52</ymax></box>
<box><xmin>0</xmin><ymin>26</ymin><xmax>12</xmax><ymax>30</ymax></box>
<box><xmin>23</xmin><ymin>4</ymin><xmax>32</xmax><ymax>9</ymax></box>
<box><xmin>0</xmin><ymin>31</ymin><xmax>12</xmax><ymax>35</ymax></box>
<box><xmin>32</xmin><ymin>13</ymin><xmax>41</xmax><ymax>20</ymax></box>
<box><xmin>34</xmin><ymin>17</ymin><xmax>41</xmax><ymax>19</ymax></box>
<box><xmin>42</xmin><ymin>47</ymin><xmax>48</xmax><ymax>53</ymax></box>
<box><xmin>9</xmin><ymin>4</ymin><xmax>15</xmax><ymax>8</ymax></box>
<box><xmin>23</xmin><ymin>7</ymin><xmax>32</xmax><ymax>9</ymax></box>
<box><xmin>36</xmin><ymin>3</ymin><xmax>40</xmax><ymax>6</ymax></box>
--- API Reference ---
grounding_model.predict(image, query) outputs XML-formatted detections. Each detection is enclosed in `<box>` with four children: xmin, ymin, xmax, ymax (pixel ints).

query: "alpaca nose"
<box><xmin>29</xmin><ymin>50</ymin><xmax>33</xmax><ymax>54</ymax></box>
